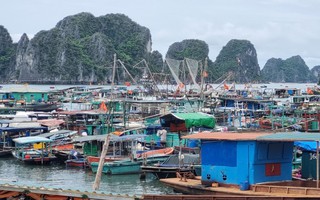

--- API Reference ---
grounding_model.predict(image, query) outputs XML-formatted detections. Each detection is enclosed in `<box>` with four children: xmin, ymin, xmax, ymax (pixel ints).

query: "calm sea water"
<box><xmin>0</xmin><ymin>157</ymin><xmax>176</xmax><ymax>196</ymax></box>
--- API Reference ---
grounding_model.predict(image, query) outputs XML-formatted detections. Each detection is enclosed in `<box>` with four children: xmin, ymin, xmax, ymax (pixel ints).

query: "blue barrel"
<box><xmin>239</xmin><ymin>181</ymin><xmax>249</xmax><ymax>191</ymax></box>
<box><xmin>188</xmin><ymin>139</ymin><xmax>199</xmax><ymax>148</ymax></box>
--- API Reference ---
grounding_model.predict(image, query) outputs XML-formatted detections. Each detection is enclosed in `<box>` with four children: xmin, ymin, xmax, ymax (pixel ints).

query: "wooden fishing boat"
<box><xmin>0</xmin><ymin>148</ymin><xmax>12</xmax><ymax>157</ymax></box>
<box><xmin>52</xmin><ymin>142</ymin><xmax>74</xmax><ymax>151</ymax></box>
<box><xmin>137</xmin><ymin>147</ymin><xmax>174</xmax><ymax>158</ymax></box>
<box><xmin>12</xmin><ymin>136</ymin><xmax>56</xmax><ymax>165</ymax></box>
<box><xmin>86</xmin><ymin>155</ymin><xmax>125</xmax><ymax>166</ymax></box>
<box><xmin>141</xmin><ymin>153</ymin><xmax>200</xmax><ymax>179</ymax></box>
<box><xmin>98</xmin><ymin>156</ymin><xmax>170</xmax><ymax>175</ymax></box>
<box><xmin>65</xmin><ymin>158</ymin><xmax>87</xmax><ymax>168</ymax></box>
<box><xmin>90</xmin><ymin>147</ymin><xmax>174</xmax><ymax>175</ymax></box>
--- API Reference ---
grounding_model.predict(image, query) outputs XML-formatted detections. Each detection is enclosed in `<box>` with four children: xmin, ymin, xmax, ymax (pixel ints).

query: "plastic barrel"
<box><xmin>188</xmin><ymin>139</ymin><xmax>198</xmax><ymax>148</ymax></box>
<box><xmin>239</xmin><ymin>181</ymin><xmax>249</xmax><ymax>191</ymax></box>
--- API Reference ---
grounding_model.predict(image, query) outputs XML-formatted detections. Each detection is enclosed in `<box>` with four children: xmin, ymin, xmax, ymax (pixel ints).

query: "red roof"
<box><xmin>183</xmin><ymin>131</ymin><xmax>272</xmax><ymax>141</ymax></box>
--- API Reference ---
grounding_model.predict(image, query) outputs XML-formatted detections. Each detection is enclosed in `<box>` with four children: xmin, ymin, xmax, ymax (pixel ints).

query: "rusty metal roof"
<box><xmin>183</xmin><ymin>131</ymin><xmax>271</xmax><ymax>141</ymax></box>
<box><xmin>183</xmin><ymin>131</ymin><xmax>320</xmax><ymax>142</ymax></box>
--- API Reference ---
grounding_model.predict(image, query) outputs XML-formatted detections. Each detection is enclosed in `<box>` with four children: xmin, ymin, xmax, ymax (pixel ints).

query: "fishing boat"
<box><xmin>86</xmin><ymin>155</ymin><xmax>125</xmax><ymax>166</ymax></box>
<box><xmin>90</xmin><ymin>147</ymin><xmax>174</xmax><ymax>175</ymax></box>
<box><xmin>65</xmin><ymin>158</ymin><xmax>87</xmax><ymax>168</ymax></box>
<box><xmin>12</xmin><ymin>136</ymin><xmax>56</xmax><ymax>165</ymax></box>
<box><xmin>0</xmin><ymin>147</ymin><xmax>12</xmax><ymax>157</ymax></box>
<box><xmin>141</xmin><ymin>153</ymin><xmax>200</xmax><ymax>179</ymax></box>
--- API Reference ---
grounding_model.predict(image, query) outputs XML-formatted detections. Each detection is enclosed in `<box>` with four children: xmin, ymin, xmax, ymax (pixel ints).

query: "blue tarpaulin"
<box><xmin>294</xmin><ymin>141</ymin><xmax>317</xmax><ymax>152</ymax></box>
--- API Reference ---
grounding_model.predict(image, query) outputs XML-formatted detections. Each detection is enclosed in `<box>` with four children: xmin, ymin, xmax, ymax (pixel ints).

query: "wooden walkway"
<box><xmin>160</xmin><ymin>177</ymin><xmax>320</xmax><ymax>198</ymax></box>
<box><xmin>142</xmin><ymin>195</ymin><xmax>309</xmax><ymax>200</ymax></box>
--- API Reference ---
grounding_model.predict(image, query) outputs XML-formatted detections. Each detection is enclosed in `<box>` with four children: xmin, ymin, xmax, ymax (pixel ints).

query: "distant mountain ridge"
<box><xmin>261</xmin><ymin>56</ymin><xmax>317</xmax><ymax>83</ymax></box>
<box><xmin>0</xmin><ymin>12</ymin><xmax>318</xmax><ymax>84</ymax></box>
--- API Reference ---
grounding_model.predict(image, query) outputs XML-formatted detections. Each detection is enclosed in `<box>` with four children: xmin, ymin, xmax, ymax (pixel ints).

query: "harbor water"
<box><xmin>0</xmin><ymin>157</ymin><xmax>176</xmax><ymax>196</ymax></box>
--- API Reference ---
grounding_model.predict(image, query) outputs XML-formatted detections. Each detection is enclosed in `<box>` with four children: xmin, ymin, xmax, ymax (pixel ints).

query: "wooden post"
<box><xmin>92</xmin><ymin>134</ymin><xmax>111</xmax><ymax>190</ymax></box>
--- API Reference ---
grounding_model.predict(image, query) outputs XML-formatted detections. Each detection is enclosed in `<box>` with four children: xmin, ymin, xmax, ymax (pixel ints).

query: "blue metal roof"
<box><xmin>13</xmin><ymin>136</ymin><xmax>52</xmax><ymax>144</ymax></box>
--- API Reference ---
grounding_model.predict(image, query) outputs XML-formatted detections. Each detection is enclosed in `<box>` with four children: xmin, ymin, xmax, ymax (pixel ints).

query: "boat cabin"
<box><xmin>273</xmin><ymin>88</ymin><xmax>301</xmax><ymax>98</ymax></box>
<box><xmin>72</xmin><ymin>134</ymin><xmax>147</xmax><ymax>157</ymax></box>
<box><xmin>12</xmin><ymin>136</ymin><xmax>56</xmax><ymax>165</ymax></box>
<box><xmin>160</xmin><ymin>112</ymin><xmax>215</xmax><ymax>147</ymax></box>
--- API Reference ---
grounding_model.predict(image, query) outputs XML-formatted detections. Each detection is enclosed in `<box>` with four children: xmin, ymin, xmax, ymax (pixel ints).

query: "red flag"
<box><xmin>307</xmin><ymin>88</ymin><xmax>314</xmax><ymax>95</ymax></box>
<box><xmin>224</xmin><ymin>83</ymin><xmax>229</xmax><ymax>90</ymax></box>
<box><xmin>99</xmin><ymin>102</ymin><xmax>108</xmax><ymax>112</ymax></box>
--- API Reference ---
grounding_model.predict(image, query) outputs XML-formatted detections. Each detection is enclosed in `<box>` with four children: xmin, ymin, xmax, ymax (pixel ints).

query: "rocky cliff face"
<box><xmin>11</xmin><ymin>12</ymin><xmax>153</xmax><ymax>83</ymax></box>
<box><xmin>261</xmin><ymin>56</ymin><xmax>316</xmax><ymax>83</ymax></box>
<box><xmin>0</xmin><ymin>25</ymin><xmax>15</xmax><ymax>79</ymax></box>
<box><xmin>210</xmin><ymin>39</ymin><xmax>261</xmax><ymax>83</ymax></box>
<box><xmin>311</xmin><ymin>65</ymin><xmax>320</xmax><ymax>82</ymax></box>
<box><xmin>166</xmin><ymin>39</ymin><xmax>209</xmax><ymax>61</ymax></box>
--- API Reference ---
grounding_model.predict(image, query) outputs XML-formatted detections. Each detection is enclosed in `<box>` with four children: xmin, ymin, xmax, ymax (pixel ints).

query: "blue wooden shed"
<box><xmin>183</xmin><ymin>131</ymin><xmax>320</xmax><ymax>189</ymax></box>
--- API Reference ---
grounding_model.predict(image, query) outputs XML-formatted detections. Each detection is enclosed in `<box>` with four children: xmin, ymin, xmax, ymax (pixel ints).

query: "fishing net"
<box><xmin>165</xmin><ymin>58</ymin><xmax>183</xmax><ymax>85</ymax></box>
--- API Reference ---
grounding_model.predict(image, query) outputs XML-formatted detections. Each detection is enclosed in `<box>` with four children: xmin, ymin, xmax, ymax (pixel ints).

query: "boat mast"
<box><xmin>111</xmin><ymin>54</ymin><xmax>117</xmax><ymax>99</ymax></box>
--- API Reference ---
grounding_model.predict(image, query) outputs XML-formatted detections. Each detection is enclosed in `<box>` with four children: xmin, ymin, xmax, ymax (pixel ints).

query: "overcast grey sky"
<box><xmin>1</xmin><ymin>0</ymin><xmax>319</xmax><ymax>68</ymax></box>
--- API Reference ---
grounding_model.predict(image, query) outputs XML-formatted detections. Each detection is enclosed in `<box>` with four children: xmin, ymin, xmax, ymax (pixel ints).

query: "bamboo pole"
<box><xmin>92</xmin><ymin>133</ymin><xmax>111</xmax><ymax>190</ymax></box>
<box><xmin>93</xmin><ymin>103</ymin><xmax>114</xmax><ymax>190</ymax></box>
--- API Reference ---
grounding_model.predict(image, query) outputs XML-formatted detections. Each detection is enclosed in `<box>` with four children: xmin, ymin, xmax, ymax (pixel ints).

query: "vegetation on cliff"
<box><xmin>210</xmin><ymin>39</ymin><xmax>261</xmax><ymax>83</ymax></box>
<box><xmin>0</xmin><ymin>25</ymin><xmax>15</xmax><ymax>79</ymax></box>
<box><xmin>261</xmin><ymin>56</ymin><xmax>317</xmax><ymax>83</ymax></box>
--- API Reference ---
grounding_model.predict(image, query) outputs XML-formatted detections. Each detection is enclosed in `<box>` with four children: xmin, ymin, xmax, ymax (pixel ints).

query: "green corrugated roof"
<box><xmin>171</xmin><ymin>112</ymin><xmax>215</xmax><ymax>128</ymax></box>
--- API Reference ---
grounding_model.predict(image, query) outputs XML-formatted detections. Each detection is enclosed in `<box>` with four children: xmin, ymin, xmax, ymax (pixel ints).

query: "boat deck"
<box><xmin>160</xmin><ymin>177</ymin><xmax>320</xmax><ymax>198</ymax></box>
<box><xmin>0</xmin><ymin>183</ymin><xmax>134</xmax><ymax>200</ymax></box>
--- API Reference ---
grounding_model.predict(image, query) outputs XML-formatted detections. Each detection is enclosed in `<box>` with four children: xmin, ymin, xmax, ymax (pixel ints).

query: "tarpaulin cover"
<box><xmin>161</xmin><ymin>112</ymin><xmax>215</xmax><ymax>129</ymax></box>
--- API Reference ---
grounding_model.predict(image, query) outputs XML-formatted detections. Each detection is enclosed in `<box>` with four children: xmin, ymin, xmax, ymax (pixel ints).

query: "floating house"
<box><xmin>185</xmin><ymin>131</ymin><xmax>296</xmax><ymax>187</ymax></box>
<box><xmin>160</xmin><ymin>131</ymin><xmax>320</xmax><ymax>197</ymax></box>
<box><xmin>0</xmin><ymin>87</ymin><xmax>49</xmax><ymax>103</ymax></box>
